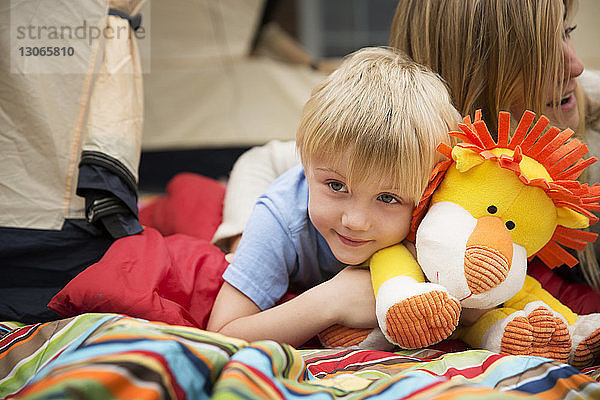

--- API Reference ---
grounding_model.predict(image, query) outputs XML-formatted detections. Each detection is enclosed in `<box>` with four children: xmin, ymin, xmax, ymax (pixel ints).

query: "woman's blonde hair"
<box><xmin>390</xmin><ymin>0</ymin><xmax>578</xmax><ymax>132</ymax></box>
<box><xmin>296</xmin><ymin>47</ymin><xmax>460</xmax><ymax>204</ymax></box>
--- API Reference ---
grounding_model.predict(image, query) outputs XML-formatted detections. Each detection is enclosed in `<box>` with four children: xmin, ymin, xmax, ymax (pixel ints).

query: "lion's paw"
<box><xmin>376</xmin><ymin>276</ymin><xmax>460</xmax><ymax>349</ymax></box>
<box><xmin>318</xmin><ymin>324</ymin><xmax>372</xmax><ymax>348</ymax></box>
<box><xmin>483</xmin><ymin>302</ymin><xmax>571</xmax><ymax>363</ymax></box>
<box><xmin>318</xmin><ymin>325</ymin><xmax>395</xmax><ymax>350</ymax></box>
<box><xmin>569</xmin><ymin>314</ymin><xmax>600</xmax><ymax>370</ymax></box>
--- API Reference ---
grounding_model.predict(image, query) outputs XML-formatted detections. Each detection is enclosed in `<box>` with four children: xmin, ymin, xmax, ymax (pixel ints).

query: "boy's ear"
<box><xmin>451</xmin><ymin>146</ymin><xmax>484</xmax><ymax>173</ymax></box>
<box><xmin>556</xmin><ymin>206</ymin><xmax>590</xmax><ymax>229</ymax></box>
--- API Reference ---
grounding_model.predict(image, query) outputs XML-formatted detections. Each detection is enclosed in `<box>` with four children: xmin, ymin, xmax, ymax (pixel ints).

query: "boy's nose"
<box><xmin>341</xmin><ymin>207</ymin><xmax>370</xmax><ymax>231</ymax></box>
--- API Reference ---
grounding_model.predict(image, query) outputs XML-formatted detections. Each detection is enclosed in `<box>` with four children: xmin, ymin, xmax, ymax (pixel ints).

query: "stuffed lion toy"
<box><xmin>320</xmin><ymin>110</ymin><xmax>600</xmax><ymax>370</ymax></box>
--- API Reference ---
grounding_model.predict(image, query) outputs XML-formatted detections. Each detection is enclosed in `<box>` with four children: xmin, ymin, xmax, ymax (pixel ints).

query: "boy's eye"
<box><xmin>378</xmin><ymin>193</ymin><xmax>399</xmax><ymax>204</ymax></box>
<box><xmin>564</xmin><ymin>25</ymin><xmax>577</xmax><ymax>39</ymax></box>
<box><xmin>328</xmin><ymin>181</ymin><xmax>347</xmax><ymax>192</ymax></box>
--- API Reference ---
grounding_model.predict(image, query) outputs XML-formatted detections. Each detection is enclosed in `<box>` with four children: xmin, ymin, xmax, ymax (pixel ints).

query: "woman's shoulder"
<box><xmin>582</xmin><ymin>70</ymin><xmax>600</xmax><ymax>133</ymax></box>
<box><xmin>581</xmin><ymin>70</ymin><xmax>600</xmax><ymax>100</ymax></box>
<box><xmin>581</xmin><ymin>70</ymin><xmax>600</xmax><ymax>114</ymax></box>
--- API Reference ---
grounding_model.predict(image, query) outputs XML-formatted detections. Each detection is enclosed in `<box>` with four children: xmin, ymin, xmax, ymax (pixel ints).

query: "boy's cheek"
<box><xmin>308</xmin><ymin>206</ymin><xmax>328</xmax><ymax>232</ymax></box>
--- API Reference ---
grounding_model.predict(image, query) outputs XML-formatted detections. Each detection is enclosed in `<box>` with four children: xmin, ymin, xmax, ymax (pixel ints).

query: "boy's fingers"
<box><xmin>225</xmin><ymin>253</ymin><xmax>234</xmax><ymax>263</ymax></box>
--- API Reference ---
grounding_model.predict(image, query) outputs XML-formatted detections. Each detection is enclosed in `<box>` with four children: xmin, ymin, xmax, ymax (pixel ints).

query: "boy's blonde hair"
<box><xmin>296</xmin><ymin>47</ymin><xmax>460</xmax><ymax>204</ymax></box>
<box><xmin>390</xmin><ymin>0</ymin><xmax>578</xmax><ymax>133</ymax></box>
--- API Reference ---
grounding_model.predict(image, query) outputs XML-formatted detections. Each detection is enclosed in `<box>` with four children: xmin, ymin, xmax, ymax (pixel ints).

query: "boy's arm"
<box><xmin>207</xmin><ymin>266</ymin><xmax>377</xmax><ymax>347</ymax></box>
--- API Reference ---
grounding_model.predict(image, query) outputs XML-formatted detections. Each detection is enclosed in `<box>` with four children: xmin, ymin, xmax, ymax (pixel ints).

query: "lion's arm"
<box><xmin>369</xmin><ymin>243</ymin><xmax>425</xmax><ymax>295</ymax></box>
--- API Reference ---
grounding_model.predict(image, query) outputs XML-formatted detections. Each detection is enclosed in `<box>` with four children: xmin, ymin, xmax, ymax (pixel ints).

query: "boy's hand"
<box><xmin>321</xmin><ymin>266</ymin><xmax>377</xmax><ymax>328</ymax></box>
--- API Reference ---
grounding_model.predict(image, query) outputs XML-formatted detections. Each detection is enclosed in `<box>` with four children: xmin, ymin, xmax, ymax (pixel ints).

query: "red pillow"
<box><xmin>139</xmin><ymin>172</ymin><xmax>226</xmax><ymax>241</ymax></box>
<box><xmin>528</xmin><ymin>258</ymin><xmax>600</xmax><ymax>315</ymax></box>
<box><xmin>49</xmin><ymin>228</ymin><xmax>228</xmax><ymax>329</ymax></box>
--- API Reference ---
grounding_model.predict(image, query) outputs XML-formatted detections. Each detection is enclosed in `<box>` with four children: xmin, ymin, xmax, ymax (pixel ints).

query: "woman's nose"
<box><xmin>564</xmin><ymin>40</ymin><xmax>584</xmax><ymax>80</ymax></box>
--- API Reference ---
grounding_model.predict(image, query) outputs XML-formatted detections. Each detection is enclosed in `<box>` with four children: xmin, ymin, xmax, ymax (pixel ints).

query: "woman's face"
<box><xmin>510</xmin><ymin>20</ymin><xmax>584</xmax><ymax>130</ymax></box>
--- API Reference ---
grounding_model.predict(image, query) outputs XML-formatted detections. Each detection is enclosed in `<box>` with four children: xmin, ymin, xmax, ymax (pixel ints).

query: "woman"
<box><xmin>213</xmin><ymin>0</ymin><xmax>600</xmax><ymax>297</ymax></box>
<box><xmin>391</xmin><ymin>0</ymin><xmax>585</xmax><ymax>132</ymax></box>
<box><xmin>389</xmin><ymin>0</ymin><xmax>600</xmax><ymax>294</ymax></box>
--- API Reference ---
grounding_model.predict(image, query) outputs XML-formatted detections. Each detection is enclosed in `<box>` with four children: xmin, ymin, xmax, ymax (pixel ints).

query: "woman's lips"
<box><xmin>547</xmin><ymin>91</ymin><xmax>577</xmax><ymax>111</ymax></box>
<box><xmin>337</xmin><ymin>232</ymin><xmax>370</xmax><ymax>247</ymax></box>
<box><xmin>559</xmin><ymin>93</ymin><xmax>577</xmax><ymax>111</ymax></box>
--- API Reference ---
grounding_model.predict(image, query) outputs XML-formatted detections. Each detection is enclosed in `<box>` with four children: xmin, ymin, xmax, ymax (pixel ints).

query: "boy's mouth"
<box><xmin>336</xmin><ymin>232</ymin><xmax>370</xmax><ymax>247</ymax></box>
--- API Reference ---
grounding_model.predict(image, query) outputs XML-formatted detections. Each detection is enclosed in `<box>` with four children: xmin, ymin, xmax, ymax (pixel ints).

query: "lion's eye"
<box><xmin>505</xmin><ymin>221</ymin><xmax>515</xmax><ymax>230</ymax></box>
<box><xmin>487</xmin><ymin>205</ymin><xmax>497</xmax><ymax>214</ymax></box>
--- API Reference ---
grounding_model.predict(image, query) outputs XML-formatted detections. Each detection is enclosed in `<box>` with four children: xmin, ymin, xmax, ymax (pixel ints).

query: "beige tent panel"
<box><xmin>141</xmin><ymin>0</ymin><xmax>326</xmax><ymax>150</ymax></box>
<box><xmin>150</xmin><ymin>0</ymin><xmax>264</xmax><ymax>63</ymax></box>
<box><xmin>142</xmin><ymin>57</ymin><xmax>324</xmax><ymax>150</ymax></box>
<box><xmin>573</xmin><ymin>1</ymin><xmax>600</xmax><ymax>70</ymax></box>
<box><xmin>1</xmin><ymin>1</ymin><xmax>105</xmax><ymax>229</ymax></box>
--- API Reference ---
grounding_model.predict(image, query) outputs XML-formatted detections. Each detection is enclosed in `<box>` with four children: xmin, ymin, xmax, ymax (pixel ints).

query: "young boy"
<box><xmin>207</xmin><ymin>47</ymin><xmax>460</xmax><ymax>346</ymax></box>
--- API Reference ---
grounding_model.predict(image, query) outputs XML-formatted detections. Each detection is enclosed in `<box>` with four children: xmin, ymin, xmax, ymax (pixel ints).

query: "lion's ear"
<box><xmin>451</xmin><ymin>146</ymin><xmax>484</xmax><ymax>172</ymax></box>
<box><xmin>556</xmin><ymin>206</ymin><xmax>590</xmax><ymax>229</ymax></box>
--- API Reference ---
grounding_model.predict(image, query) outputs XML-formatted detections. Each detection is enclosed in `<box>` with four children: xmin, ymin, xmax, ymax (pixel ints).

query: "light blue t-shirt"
<box><xmin>222</xmin><ymin>164</ymin><xmax>345</xmax><ymax>310</ymax></box>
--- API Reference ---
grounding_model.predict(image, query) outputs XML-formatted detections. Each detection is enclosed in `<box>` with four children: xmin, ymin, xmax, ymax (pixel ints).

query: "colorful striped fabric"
<box><xmin>1</xmin><ymin>313</ymin><xmax>599</xmax><ymax>399</ymax></box>
<box><xmin>302</xmin><ymin>348</ymin><xmax>600</xmax><ymax>399</ymax></box>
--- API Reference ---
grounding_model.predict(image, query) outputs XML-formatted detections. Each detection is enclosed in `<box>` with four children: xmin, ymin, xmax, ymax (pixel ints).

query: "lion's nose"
<box><xmin>464</xmin><ymin>216</ymin><xmax>513</xmax><ymax>294</ymax></box>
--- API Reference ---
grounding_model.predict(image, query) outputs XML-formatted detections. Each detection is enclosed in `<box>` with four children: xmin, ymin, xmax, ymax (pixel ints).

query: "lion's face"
<box><xmin>415</xmin><ymin>153</ymin><xmax>560</xmax><ymax>309</ymax></box>
<box><xmin>416</xmin><ymin>201</ymin><xmax>528</xmax><ymax>309</ymax></box>
<box><xmin>411</xmin><ymin>111</ymin><xmax>596</xmax><ymax>308</ymax></box>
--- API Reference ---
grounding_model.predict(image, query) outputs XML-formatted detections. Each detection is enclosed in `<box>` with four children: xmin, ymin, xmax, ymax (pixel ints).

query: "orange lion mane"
<box><xmin>410</xmin><ymin>110</ymin><xmax>600</xmax><ymax>269</ymax></box>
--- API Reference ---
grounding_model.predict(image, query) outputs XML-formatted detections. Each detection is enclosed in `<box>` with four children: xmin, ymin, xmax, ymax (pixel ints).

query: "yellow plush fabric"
<box><xmin>505</xmin><ymin>275</ymin><xmax>577</xmax><ymax>325</ymax></box>
<box><xmin>456</xmin><ymin>307</ymin><xmax>518</xmax><ymax>348</ymax></box>
<box><xmin>432</xmin><ymin>156</ymin><xmax>558</xmax><ymax>256</ymax></box>
<box><xmin>369</xmin><ymin>244</ymin><xmax>424</xmax><ymax>295</ymax></box>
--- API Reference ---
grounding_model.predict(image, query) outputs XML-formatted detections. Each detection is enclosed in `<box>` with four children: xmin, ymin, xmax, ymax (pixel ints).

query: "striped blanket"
<box><xmin>1</xmin><ymin>313</ymin><xmax>599</xmax><ymax>399</ymax></box>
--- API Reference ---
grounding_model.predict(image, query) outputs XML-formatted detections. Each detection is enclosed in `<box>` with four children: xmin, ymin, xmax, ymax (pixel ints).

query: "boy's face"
<box><xmin>306</xmin><ymin>154</ymin><xmax>415</xmax><ymax>266</ymax></box>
